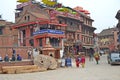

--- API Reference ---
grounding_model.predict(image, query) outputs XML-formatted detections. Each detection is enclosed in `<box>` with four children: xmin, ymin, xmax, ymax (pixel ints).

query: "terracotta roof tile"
<box><xmin>29</xmin><ymin>12</ymin><xmax>49</xmax><ymax>20</ymax></box>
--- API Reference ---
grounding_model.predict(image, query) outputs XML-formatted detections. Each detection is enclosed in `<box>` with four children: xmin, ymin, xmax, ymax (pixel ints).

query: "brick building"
<box><xmin>12</xmin><ymin>1</ymin><xmax>96</xmax><ymax>57</ymax></box>
<box><xmin>0</xmin><ymin>17</ymin><xmax>18</xmax><ymax>47</ymax></box>
<box><xmin>0</xmin><ymin>16</ymin><xmax>31</xmax><ymax>59</ymax></box>
<box><xmin>98</xmin><ymin>27</ymin><xmax>118</xmax><ymax>52</ymax></box>
<box><xmin>74</xmin><ymin>6</ymin><xmax>96</xmax><ymax>55</ymax></box>
<box><xmin>0</xmin><ymin>1</ymin><xmax>96</xmax><ymax>59</ymax></box>
<box><xmin>13</xmin><ymin>1</ymin><xmax>67</xmax><ymax>58</ymax></box>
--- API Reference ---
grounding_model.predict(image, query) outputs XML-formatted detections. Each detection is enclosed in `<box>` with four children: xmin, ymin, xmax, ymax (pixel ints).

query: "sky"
<box><xmin>0</xmin><ymin>0</ymin><xmax>120</xmax><ymax>33</ymax></box>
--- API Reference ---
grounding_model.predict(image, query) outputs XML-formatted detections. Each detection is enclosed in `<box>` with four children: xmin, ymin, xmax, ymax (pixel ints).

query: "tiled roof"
<box><xmin>98</xmin><ymin>28</ymin><xmax>117</xmax><ymax>36</ymax></box>
<box><xmin>29</xmin><ymin>12</ymin><xmax>49</xmax><ymax>20</ymax></box>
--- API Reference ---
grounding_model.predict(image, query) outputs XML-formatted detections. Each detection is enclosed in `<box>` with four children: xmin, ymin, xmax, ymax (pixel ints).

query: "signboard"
<box><xmin>33</xmin><ymin>29</ymin><xmax>64</xmax><ymax>35</ymax></box>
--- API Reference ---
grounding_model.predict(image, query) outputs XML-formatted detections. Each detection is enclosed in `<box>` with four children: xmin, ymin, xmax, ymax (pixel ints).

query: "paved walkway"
<box><xmin>0</xmin><ymin>55</ymin><xmax>120</xmax><ymax>80</ymax></box>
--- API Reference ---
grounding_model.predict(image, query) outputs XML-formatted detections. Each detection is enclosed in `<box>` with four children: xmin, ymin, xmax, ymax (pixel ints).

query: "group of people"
<box><xmin>10</xmin><ymin>49</ymin><xmax>22</xmax><ymax>61</ymax></box>
<box><xmin>0</xmin><ymin>54</ymin><xmax>22</xmax><ymax>62</ymax></box>
<box><xmin>60</xmin><ymin>50</ymin><xmax>100</xmax><ymax>68</ymax></box>
<box><xmin>88</xmin><ymin>48</ymin><xmax>100</xmax><ymax>64</ymax></box>
<box><xmin>60</xmin><ymin>54</ymin><xmax>86</xmax><ymax>68</ymax></box>
<box><xmin>0</xmin><ymin>49</ymin><xmax>22</xmax><ymax>62</ymax></box>
<box><xmin>0</xmin><ymin>48</ymin><xmax>40</xmax><ymax>62</ymax></box>
<box><xmin>75</xmin><ymin>54</ymin><xmax>86</xmax><ymax>68</ymax></box>
<box><xmin>62</xmin><ymin>46</ymin><xmax>101</xmax><ymax>68</ymax></box>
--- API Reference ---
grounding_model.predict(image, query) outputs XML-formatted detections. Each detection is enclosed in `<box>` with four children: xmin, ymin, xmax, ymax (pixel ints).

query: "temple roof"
<box><xmin>29</xmin><ymin>12</ymin><xmax>49</xmax><ymax>20</ymax></box>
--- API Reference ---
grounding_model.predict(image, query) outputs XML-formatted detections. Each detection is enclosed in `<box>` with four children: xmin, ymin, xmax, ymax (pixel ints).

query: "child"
<box><xmin>75</xmin><ymin>57</ymin><xmax>80</xmax><ymax>68</ymax></box>
<box><xmin>81</xmin><ymin>54</ymin><xmax>85</xmax><ymax>68</ymax></box>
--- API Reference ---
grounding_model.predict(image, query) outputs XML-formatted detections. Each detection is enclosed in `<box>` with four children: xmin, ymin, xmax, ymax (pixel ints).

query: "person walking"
<box><xmin>89</xmin><ymin>48</ymin><xmax>94</xmax><ymax>61</ymax></box>
<box><xmin>94</xmin><ymin>52</ymin><xmax>100</xmax><ymax>64</ymax></box>
<box><xmin>81</xmin><ymin>54</ymin><xmax>86</xmax><ymax>68</ymax></box>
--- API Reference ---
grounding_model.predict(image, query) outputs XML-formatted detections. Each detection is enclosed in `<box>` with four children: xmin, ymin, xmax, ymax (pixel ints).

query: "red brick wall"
<box><xmin>0</xmin><ymin>22</ymin><xmax>18</xmax><ymax>47</ymax></box>
<box><xmin>0</xmin><ymin>47</ymin><xmax>32</xmax><ymax>60</ymax></box>
<box><xmin>0</xmin><ymin>36</ymin><xmax>14</xmax><ymax>46</ymax></box>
